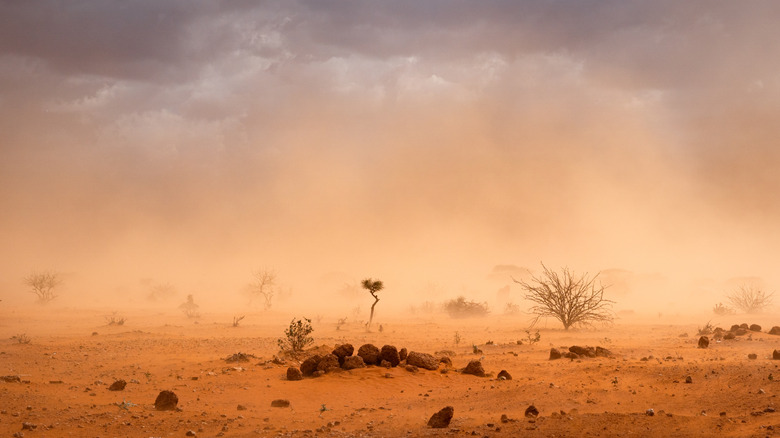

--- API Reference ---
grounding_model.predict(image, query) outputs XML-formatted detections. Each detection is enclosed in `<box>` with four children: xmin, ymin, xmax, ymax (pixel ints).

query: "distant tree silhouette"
<box><xmin>24</xmin><ymin>271</ymin><xmax>62</xmax><ymax>304</ymax></box>
<box><xmin>362</xmin><ymin>278</ymin><xmax>384</xmax><ymax>331</ymax></box>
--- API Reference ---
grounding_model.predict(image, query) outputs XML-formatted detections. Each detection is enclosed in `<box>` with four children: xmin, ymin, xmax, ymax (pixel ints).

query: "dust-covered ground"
<box><xmin>2</xmin><ymin>308</ymin><xmax>780</xmax><ymax>437</ymax></box>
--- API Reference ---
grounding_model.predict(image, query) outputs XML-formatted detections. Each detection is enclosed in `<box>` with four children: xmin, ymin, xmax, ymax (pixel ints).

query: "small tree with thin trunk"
<box><xmin>24</xmin><ymin>271</ymin><xmax>62</xmax><ymax>304</ymax></box>
<box><xmin>514</xmin><ymin>264</ymin><xmax>613</xmax><ymax>330</ymax></box>
<box><xmin>362</xmin><ymin>278</ymin><xmax>384</xmax><ymax>331</ymax></box>
<box><xmin>248</xmin><ymin>268</ymin><xmax>277</xmax><ymax>310</ymax></box>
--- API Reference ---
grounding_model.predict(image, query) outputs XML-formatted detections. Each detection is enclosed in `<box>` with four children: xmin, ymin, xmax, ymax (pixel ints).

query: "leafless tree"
<box><xmin>727</xmin><ymin>283</ymin><xmax>773</xmax><ymax>314</ymax></box>
<box><xmin>24</xmin><ymin>271</ymin><xmax>62</xmax><ymax>304</ymax></box>
<box><xmin>248</xmin><ymin>268</ymin><xmax>277</xmax><ymax>310</ymax></box>
<box><xmin>179</xmin><ymin>294</ymin><xmax>200</xmax><ymax>318</ymax></box>
<box><xmin>514</xmin><ymin>264</ymin><xmax>613</xmax><ymax>330</ymax></box>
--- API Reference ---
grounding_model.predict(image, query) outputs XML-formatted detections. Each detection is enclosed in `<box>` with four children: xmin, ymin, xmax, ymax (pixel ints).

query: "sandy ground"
<box><xmin>2</xmin><ymin>308</ymin><xmax>780</xmax><ymax>437</ymax></box>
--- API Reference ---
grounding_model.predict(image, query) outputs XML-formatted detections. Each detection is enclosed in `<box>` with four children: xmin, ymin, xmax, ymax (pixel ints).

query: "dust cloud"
<box><xmin>1</xmin><ymin>1</ymin><xmax>779</xmax><ymax>319</ymax></box>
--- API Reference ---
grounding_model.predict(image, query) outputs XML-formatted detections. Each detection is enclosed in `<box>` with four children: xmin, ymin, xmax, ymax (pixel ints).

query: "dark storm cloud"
<box><xmin>2</xmin><ymin>0</ymin><xmax>780</xmax><ymax>305</ymax></box>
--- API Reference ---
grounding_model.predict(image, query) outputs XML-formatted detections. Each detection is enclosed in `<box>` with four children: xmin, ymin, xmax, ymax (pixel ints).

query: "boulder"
<box><xmin>569</xmin><ymin>346</ymin><xmax>596</xmax><ymax>358</ymax></box>
<box><xmin>563</xmin><ymin>352</ymin><xmax>579</xmax><ymax>360</ymax></box>
<box><xmin>399</xmin><ymin>348</ymin><xmax>408</xmax><ymax>362</ymax></box>
<box><xmin>549</xmin><ymin>348</ymin><xmax>562</xmax><ymax>360</ymax></box>
<box><xmin>342</xmin><ymin>355</ymin><xmax>366</xmax><ymax>370</ymax></box>
<box><xmin>300</xmin><ymin>355</ymin><xmax>322</xmax><ymax>376</ymax></box>
<box><xmin>427</xmin><ymin>406</ymin><xmax>454</xmax><ymax>428</ymax></box>
<box><xmin>769</xmin><ymin>326</ymin><xmax>780</xmax><ymax>335</ymax></box>
<box><xmin>357</xmin><ymin>344</ymin><xmax>381</xmax><ymax>366</ymax></box>
<box><xmin>331</xmin><ymin>344</ymin><xmax>354</xmax><ymax>366</ymax></box>
<box><xmin>380</xmin><ymin>345</ymin><xmax>401</xmax><ymax>367</ymax></box>
<box><xmin>286</xmin><ymin>367</ymin><xmax>303</xmax><ymax>381</ymax></box>
<box><xmin>525</xmin><ymin>405</ymin><xmax>539</xmax><ymax>418</ymax></box>
<box><xmin>271</xmin><ymin>399</ymin><xmax>290</xmax><ymax>408</ymax></box>
<box><xmin>773</xmin><ymin>350</ymin><xmax>780</xmax><ymax>360</ymax></box>
<box><xmin>439</xmin><ymin>356</ymin><xmax>453</xmax><ymax>367</ymax></box>
<box><xmin>698</xmin><ymin>336</ymin><xmax>709</xmax><ymax>349</ymax></box>
<box><xmin>461</xmin><ymin>360</ymin><xmax>486</xmax><ymax>377</ymax></box>
<box><xmin>154</xmin><ymin>390</ymin><xmax>179</xmax><ymax>411</ymax></box>
<box><xmin>317</xmin><ymin>354</ymin><xmax>341</xmax><ymax>373</ymax></box>
<box><xmin>594</xmin><ymin>347</ymin><xmax>612</xmax><ymax>357</ymax></box>
<box><xmin>723</xmin><ymin>332</ymin><xmax>736</xmax><ymax>340</ymax></box>
<box><xmin>406</xmin><ymin>351</ymin><xmax>439</xmax><ymax>370</ymax></box>
<box><xmin>750</xmin><ymin>324</ymin><xmax>762</xmax><ymax>332</ymax></box>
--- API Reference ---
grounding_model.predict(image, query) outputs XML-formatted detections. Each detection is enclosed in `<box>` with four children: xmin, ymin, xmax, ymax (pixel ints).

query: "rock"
<box><xmin>563</xmin><ymin>352</ymin><xmax>579</xmax><ymax>360</ymax></box>
<box><xmin>462</xmin><ymin>360</ymin><xmax>486</xmax><ymax>377</ymax></box>
<box><xmin>685</xmin><ymin>376</ymin><xmax>693</xmax><ymax>384</ymax></box>
<box><xmin>237</xmin><ymin>404</ymin><xmax>247</xmax><ymax>411</ymax></box>
<box><xmin>734</xmin><ymin>328</ymin><xmax>748</xmax><ymax>336</ymax></box>
<box><xmin>730</xmin><ymin>324</ymin><xmax>741</xmax><ymax>332</ymax></box>
<box><xmin>698</xmin><ymin>336</ymin><xmax>709</xmax><ymax>348</ymax></box>
<box><xmin>225</xmin><ymin>352</ymin><xmax>254</xmax><ymax>363</ymax></box>
<box><xmin>1</xmin><ymin>375</ymin><xmax>21</xmax><ymax>383</ymax></box>
<box><xmin>723</xmin><ymin>332</ymin><xmax>736</xmax><ymax>340</ymax></box>
<box><xmin>357</xmin><ymin>344</ymin><xmax>381</xmax><ymax>366</ymax></box>
<box><xmin>286</xmin><ymin>367</ymin><xmax>303</xmax><ymax>381</ymax></box>
<box><xmin>108</xmin><ymin>380</ymin><xmax>126</xmax><ymax>391</ymax></box>
<box><xmin>380</xmin><ymin>345</ymin><xmax>400</xmax><ymax>367</ymax></box>
<box><xmin>549</xmin><ymin>348</ymin><xmax>562</xmax><ymax>360</ymax></box>
<box><xmin>154</xmin><ymin>390</ymin><xmax>179</xmax><ymax>411</ymax></box>
<box><xmin>525</xmin><ymin>405</ymin><xmax>539</xmax><ymax>418</ymax></box>
<box><xmin>748</xmin><ymin>353</ymin><xmax>758</xmax><ymax>360</ymax></box>
<box><xmin>271</xmin><ymin>399</ymin><xmax>290</xmax><ymax>408</ymax></box>
<box><xmin>406</xmin><ymin>351</ymin><xmax>439</xmax><ymax>370</ymax></box>
<box><xmin>750</xmin><ymin>324</ymin><xmax>762</xmax><ymax>332</ymax></box>
<box><xmin>497</xmin><ymin>370</ymin><xmax>512</xmax><ymax>380</ymax></box>
<box><xmin>342</xmin><ymin>355</ymin><xmax>366</xmax><ymax>370</ymax></box>
<box><xmin>380</xmin><ymin>360</ymin><xmax>392</xmax><ymax>368</ymax></box>
<box><xmin>300</xmin><ymin>355</ymin><xmax>322</xmax><ymax>376</ymax></box>
<box><xmin>317</xmin><ymin>354</ymin><xmax>341</xmax><ymax>373</ymax></box>
<box><xmin>594</xmin><ymin>346</ymin><xmax>612</xmax><ymax>357</ymax></box>
<box><xmin>740</xmin><ymin>323</ymin><xmax>749</xmax><ymax>330</ymax></box>
<box><xmin>646</xmin><ymin>408</ymin><xmax>655</xmax><ymax>416</ymax></box>
<box><xmin>312</xmin><ymin>370</ymin><xmax>325</xmax><ymax>378</ymax></box>
<box><xmin>331</xmin><ymin>344</ymin><xmax>354</xmax><ymax>366</ymax></box>
<box><xmin>186</xmin><ymin>430</ymin><xmax>196</xmax><ymax>437</ymax></box>
<box><xmin>399</xmin><ymin>348</ymin><xmax>408</xmax><ymax>362</ymax></box>
<box><xmin>773</xmin><ymin>350</ymin><xmax>780</xmax><ymax>360</ymax></box>
<box><xmin>569</xmin><ymin>346</ymin><xmax>596</xmax><ymax>358</ymax></box>
<box><xmin>405</xmin><ymin>364</ymin><xmax>419</xmax><ymax>372</ymax></box>
<box><xmin>439</xmin><ymin>356</ymin><xmax>453</xmax><ymax>367</ymax></box>
<box><xmin>427</xmin><ymin>406</ymin><xmax>454</xmax><ymax>428</ymax></box>
<box><xmin>22</xmin><ymin>422</ymin><xmax>37</xmax><ymax>430</ymax></box>
<box><xmin>769</xmin><ymin>326</ymin><xmax>780</xmax><ymax>335</ymax></box>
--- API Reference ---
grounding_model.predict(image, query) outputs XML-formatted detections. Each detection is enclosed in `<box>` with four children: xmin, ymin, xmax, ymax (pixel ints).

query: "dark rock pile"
<box><xmin>550</xmin><ymin>345</ymin><xmax>612</xmax><ymax>360</ymax></box>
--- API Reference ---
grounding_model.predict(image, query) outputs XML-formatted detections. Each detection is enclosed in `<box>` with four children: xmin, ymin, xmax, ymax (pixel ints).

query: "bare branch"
<box><xmin>727</xmin><ymin>283</ymin><xmax>773</xmax><ymax>314</ymax></box>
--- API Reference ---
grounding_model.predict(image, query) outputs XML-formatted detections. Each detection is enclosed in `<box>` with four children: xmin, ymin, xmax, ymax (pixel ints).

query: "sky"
<box><xmin>1</xmin><ymin>1</ymin><xmax>779</xmax><ymax>312</ymax></box>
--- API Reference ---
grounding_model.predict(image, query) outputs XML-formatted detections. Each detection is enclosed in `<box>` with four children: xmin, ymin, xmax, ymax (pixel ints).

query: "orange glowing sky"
<box><xmin>1</xmin><ymin>1</ymin><xmax>779</xmax><ymax>311</ymax></box>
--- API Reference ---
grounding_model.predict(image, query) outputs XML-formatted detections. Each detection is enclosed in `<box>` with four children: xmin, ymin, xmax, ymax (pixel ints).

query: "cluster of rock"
<box><xmin>288</xmin><ymin>343</ymin><xmax>505</xmax><ymax>380</ymax></box>
<box><xmin>699</xmin><ymin>323</ymin><xmax>768</xmax><ymax>348</ymax></box>
<box><xmin>549</xmin><ymin>346</ymin><xmax>611</xmax><ymax>360</ymax></box>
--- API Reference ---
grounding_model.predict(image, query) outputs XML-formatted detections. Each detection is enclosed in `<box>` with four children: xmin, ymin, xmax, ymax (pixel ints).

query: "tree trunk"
<box><xmin>367</xmin><ymin>294</ymin><xmax>380</xmax><ymax>330</ymax></box>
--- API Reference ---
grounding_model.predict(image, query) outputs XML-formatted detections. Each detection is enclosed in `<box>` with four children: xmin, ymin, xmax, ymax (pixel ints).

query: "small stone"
<box><xmin>646</xmin><ymin>408</ymin><xmax>655</xmax><ymax>416</ymax></box>
<box><xmin>497</xmin><ymin>370</ymin><xmax>512</xmax><ymax>380</ymax></box>
<box><xmin>748</xmin><ymin>353</ymin><xmax>758</xmax><ymax>360</ymax></box>
<box><xmin>286</xmin><ymin>367</ymin><xmax>303</xmax><ymax>381</ymax></box>
<box><xmin>549</xmin><ymin>348</ymin><xmax>562</xmax><ymax>360</ymax></box>
<box><xmin>186</xmin><ymin>431</ymin><xmax>196</xmax><ymax>437</ymax></box>
<box><xmin>685</xmin><ymin>376</ymin><xmax>692</xmax><ymax>384</ymax></box>
<box><xmin>237</xmin><ymin>404</ymin><xmax>247</xmax><ymax>411</ymax></box>
<box><xmin>427</xmin><ymin>406</ymin><xmax>454</xmax><ymax>428</ymax></box>
<box><xmin>525</xmin><ymin>405</ymin><xmax>539</xmax><ymax>418</ymax></box>
<box><xmin>21</xmin><ymin>422</ymin><xmax>37</xmax><ymax>430</ymax></box>
<box><xmin>271</xmin><ymin>399</ymin><xmax>290</xmax><ymax>408</ymax></box>
<box><xmin>698</xmin><ymin>336</ymin><xmax>709</xmax><ymax>349</ymax></box>
<box><xmin>462</xmin><ymin>360</ymin><xmax>486</xmax><ymax>377</ymax></box>
<box><xmin>108</xmin><ymin>380</ymin><xmax>127</xmax><ymax>391</ymax></box>
<box><xmin>773</xmin><ymin>350</ymin><xmax>780</xmax><ymax>360</ymax></box>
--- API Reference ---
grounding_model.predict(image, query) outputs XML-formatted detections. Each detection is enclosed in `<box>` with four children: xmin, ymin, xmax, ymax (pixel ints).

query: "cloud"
<box><xmin>2</xmin><ymin>1</ymin><xmax>780</xmax><ymax>306</ymax></box>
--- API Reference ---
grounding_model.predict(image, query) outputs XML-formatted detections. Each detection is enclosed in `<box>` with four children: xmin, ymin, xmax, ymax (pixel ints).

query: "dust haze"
<box><xmin>2</xmin><ymin>1</ymin><xmax>780</xmax><ymax>318</ymax></box>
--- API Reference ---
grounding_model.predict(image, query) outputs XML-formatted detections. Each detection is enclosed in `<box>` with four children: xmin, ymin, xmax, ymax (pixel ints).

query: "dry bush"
<box><xmin>179</xmin><ymin>294</ymin><xmax>200</xmax><ymax>318</ymax></box>
<box><xmin>277</xmin><ymin>318</ymin><xmax>314</xmax><ymax>352</ymax></box>
<box><xmin>105</xmin><ymin>312</ymin><xmax>126</xmax><ymax>326</ymax></box>
<box><xmin>24</xmin><ymin>271</ymin><xmax>62</xmax><ymax>304</ymax></box>
<box><xmin>712</xmin><ymin>302</ymin><xmax>734</xmax><ymax>316</ymax></box>
<box><xmin>444</xmin><ymin>296</ymin><xmax>489</xmax><ymax>318</ymax></box>
<box><xmin>232</xmin><ymin>315</ymin><xmax>245</xmax><ymax>327</ymax></box>
<box><xmin>727</xmin><ymin>284</ymin><xmax>773</xmax><ymax>314</ymax></box>
<box><xmin>514</xmin><ymin>264</ymin><xmax>613</xmax><ymax>330</ymax></box>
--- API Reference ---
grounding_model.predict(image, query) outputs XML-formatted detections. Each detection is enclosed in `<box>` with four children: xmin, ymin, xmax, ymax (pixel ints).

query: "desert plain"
<box><xmin>3</xmin><ymin>308</ymin><xmax>780</xmax><ymax>438</ymax></box>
